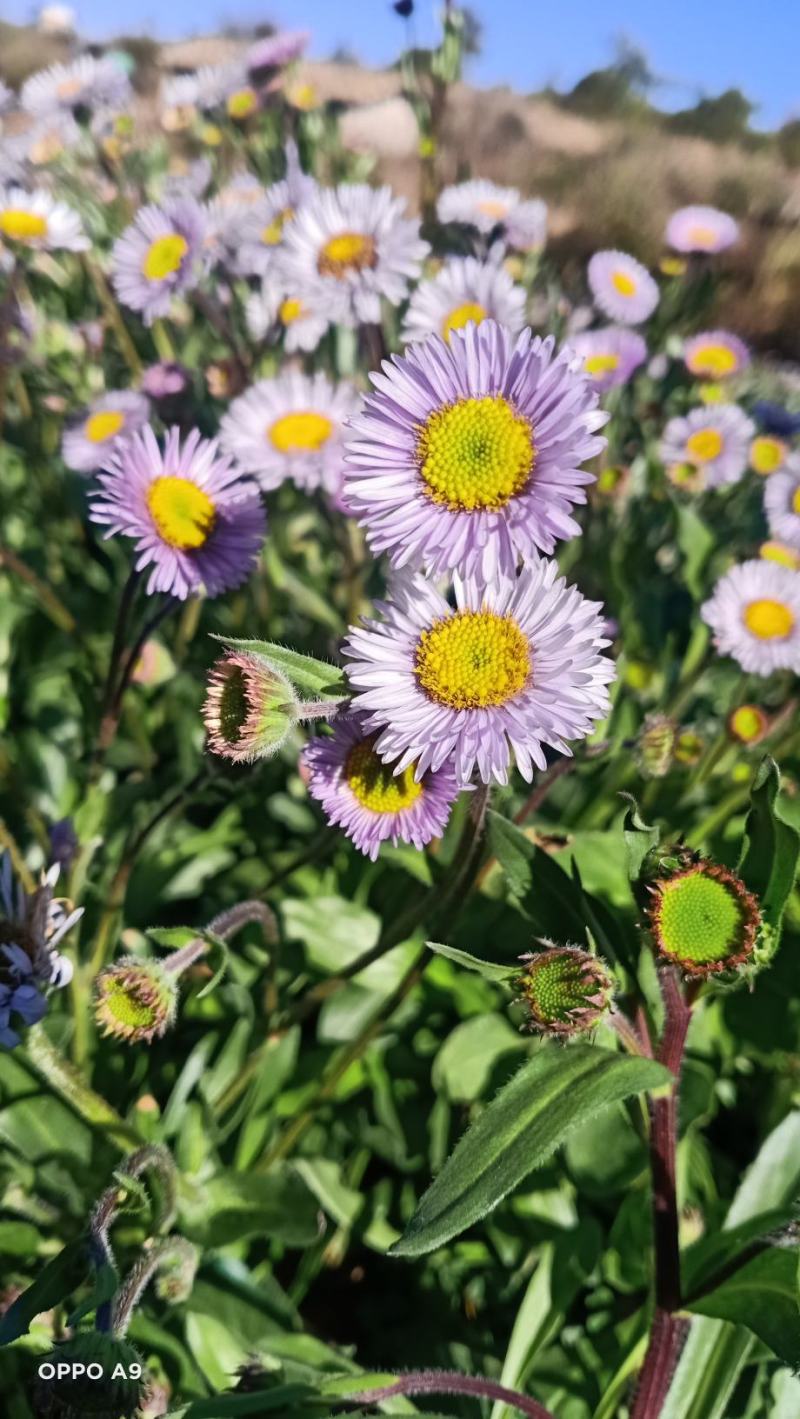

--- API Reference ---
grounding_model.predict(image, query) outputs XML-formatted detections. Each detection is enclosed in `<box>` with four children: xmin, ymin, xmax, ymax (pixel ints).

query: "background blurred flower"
<box><xmin>666</xmin><ymin>204</ymin><xmax>739</xmax><ymax>254</ymax></box>
<box><xmin>61</xmin><ymin>390</ymin><xmax>150</xmax><ymax>473</ymax></box>
<box><xmin>683</xmin><ymin>330</ymin><xmax>750</xmax><ymax>380</ymax></box>
<box><xmin>112</xmin><ymin>198</ymin><xmax>207</xmax><ymax>325</ymax></box>
<box><xmin>763</xmin><ymin>458</ymin><xmax>800</xmax><ymax>548</ymax></box>
<box><xmin>660</xmin><ymin>404</ymin><xmax>755</xmax><ymax>488</ymax></box>
<box><xmin>401</xmin><ymin>253</ymin><xmax>526</xmax><ymax>346</ymax></box>
<box><xmin>221</xmin><ymin>371</ymin><xmax>359</xmax><ymax>493</ymax></box>
<box><xmin>702</xmin><ymin>559</ymin><xmax>800</xmax><ymax>674</ymax></box>
<box><xmin>0</xmin><ymin>185</ymin><xmax>88</xmax><ymax>253</ymax></box>
<box><xmin>587</xmin><ymin>250</ymin><xmax>659</xmax><ymax>326</ymax></box>
<box><xmin>570</xmin><ymin>326</ymin><xmax>647</xmax><ymax>392</ymax></box>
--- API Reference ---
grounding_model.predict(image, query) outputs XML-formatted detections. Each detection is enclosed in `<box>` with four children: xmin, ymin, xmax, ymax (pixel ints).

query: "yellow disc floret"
<box><xmin>269</xmin><ymin>411</ymin><xmax>334</xmax><ymax>453</ymax></box>
<box><xmin>415</xmin><ymin>610</ymin><xmax>531</xmax><ymax>709</ymax></box>
<box><xmin>743</xmin><ymin>598</ymin><xmax>795</xmax><ymax>640</ymax></box>
<box><xmin>584</xmin><ymin>353</ymin><xmax>620</xmax><ymax>376</ymax></box>
<box><xmin>686</xmin><ymin>427</ymin><xmax>723</xmax><ymax>463</ymax></box>
<box><xmin>345</xmin><ymin>740</ymin><xmax>422</xmax><ymax>814</ymax></box>
<box><xmin>262</xmin><ymin>208</ymin><xmax>293</xmax><ymax>245</ymax></box>
<box><xmin>750</xmin><ymin>437</ymin><xmax>785</xmax><ymax>475</ymax></box>
<box><xmin>417</xmin><ymin>395</ymin><xmax>534</xmax><ymax>512</ymax></box>
<box><xmin>318</xmin><ymin>231</ymin><xmax>377</xmax><ymax>278</ymax></box>
<box><xmin>0</xmin><ymin>209</ymin><xmax>48</xmax><ymax>242</ymax></box>
<box><xmin>279</xmin><ymin>297</ymin><xmax>304</xmax><ymax>324</ymax></box>
<box><xmin>687</xmin><ymin>343</ymin><xmax>738</xmax><ymax>377</ymax></box>
<box><xmin>442</xmin><ymin>302</ymin><xmax>488</xmax><ymax>342</ymax></box>
<box><xmin>147</xmin><ymin>476</ymin><xmax>216</xmax><ymax>550</ymax></box>
<box><xmin>85</xmin><ymin>410</ymin><xmax>125</xmax><ymax>443</ymax></box>
<box><xmin>611</xmin><ymin>269</ymin><xmax>637</xmax><ymax>297</ymax></box>
<box><xmin>227</xmin><ymin>88</ymin><xmax>258</xmax><ymax>119</ymax></box>
<box><xmin>142</xmin><ymin>234</ymin><xmax>188</xmax><ymax>281</ymax></box>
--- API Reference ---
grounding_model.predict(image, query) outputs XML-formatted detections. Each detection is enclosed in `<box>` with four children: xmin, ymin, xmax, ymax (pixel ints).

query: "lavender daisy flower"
<box><xmin>666</xmin><ymin>205</ymin><xmax>739</xmax><ymax>254</ymax></box>
<box><xmin>437</xmin><ymin>180</ymin><xmax>547</xmax><ymax>251</ymax></box>
<box><xmin>21</xmin><ymin>55</ymin><xmax>131</xmax><ymax>119</ymax></box>
<box><xmin>90</xmin><ymin>426</ymin><xmax>266</xmax><ymax>600</ymax></box>
<box><xmin>764</xmin><ymin>457</ymin><xmax>800</xmax><ymax>548</ymax></box>
<box><xmin>683</xmin><ymin>330</ymin><xmax>750</xmax><ymax>380</ymax></box>
<box><xmin>246</xmin><ymin>30</ymin><xmax>309</xmax><ymax>78</ymax></box>
<box><xmin>570</xmin><ymin>327</ymin><xmax>648</xmax><ymax>393</ymax></box>
<box><xmin>279</xmin><ymin>182</ymin><xmax>428</xmax><ymax>327</ymax></box>
<box><xmin>0</xmin><ymin>80</ymin><xmax>14</xmax><ymax>117</ymax></box>
<box><xmin>344</xmin><ymin>563</ymin><xmax>615</xmax><ymax>787</ymax></box>
<box><xmin>61</xmin><ymin>389</ymin><xmax>150</xmax><ymax>474</ymax></box>
<box><xmin>345</xmin><ymin>320</ymin><xmax>607</xmax><ymax>580</ymax></box>
<box><xmin>220</xmin><ymin>372</ymin><xmax>360</xmax><ymax>494</ymax></box>
<box><xmin>401</xmin><ymin>254</ymin><xmax>526</xmax><ymax>346</ymax></box>
<box><xmin>701</xmin><ymin>560</ymin><xmax>800</xmax><ymax>675</ymax></box>
<box><xmin>111</xmin><ymin>197</ymin><xmax>207</xmax><ymax>325</ymax></box>
<box><xmin>303</xmin><ymin>711</ymin><xmax>460</xmax><ymax>859</ymax></box>
<box><xmin>245</xmin><ymin>278</ymin><xmax>328</xmax><ymax>352</ymax></box>
<box><xmin>0</xmin><ymin>185</ymin><xmax>88</xmax><ymax>253</ymax></box>
<box><xmin>233</xmin><ymin>172</ymin><xmax>315</xmax><ymax>277</ymax></box>
<box><xmin>587</xmin><ymin>251</ymin><xmax>659</xmax><ymax>326</ymax></box>
<box><xmin>0</xmin><ymin>853</ymin><xmax>80</xmax><ymax>1050</ymax></box>
<box><xmin>660</xmin><ymin>404</ymin><xmax>755</xmax><ymax>489</ymax></box>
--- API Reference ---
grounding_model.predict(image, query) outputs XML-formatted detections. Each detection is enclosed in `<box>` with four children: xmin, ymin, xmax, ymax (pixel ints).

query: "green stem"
<box><xmin>83</xmin><ymin>255</ymin><xmax>142</xmax><ymax>380</ymax></box>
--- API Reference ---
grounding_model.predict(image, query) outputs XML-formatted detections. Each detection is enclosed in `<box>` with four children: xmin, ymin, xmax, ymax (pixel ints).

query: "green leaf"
<box><xmin>687</xmin><ymin>1247</ymin><xmax>800</xmax><ymax>1369</ymax></box>
<box><xmin>738</xmin><ymin>756</ymin><xmax>800</xmax><ymax>935</ymax></box>
<box><xmin>487</xmin><ymin>811</ymin><xmax>610</xmax><ymax>947</ymax></box>
<box><xmin>212</xmin><ymin>637</ymin><xmax>346</xmax><ymax>700</ymax></box>
<box><xmin>178</xmin><ymin>1385</ymin><xmax>315</xmax><ymax>1417</ymax></box>
<box><xmin>676</xmin><ymin>504</ymin><xmax>715</xmax><ymax>598</ymax></box>
<box><xmin>179</xmin><ymin>1167</ymin><xmax>320</xmax><ymax>1248</ymax></box>
<box><xmin>148</xmin><ymin>926</ymin><xmax>198</xmax><ymax>950</ymax></box>
<box><xmin>620</xmin><ymin>794</ymin><xmax>660</xmax><ymax>883</ymax></box>
<box><xmin>0</xmin><ymin>1237</ymin><xmax>89</xmax><ymax>1345</ymax></box>
<box><xmin>391</xmin><ymin>1044</ymin><xmax>670</xmax><ymax>1257</ymax></box>
<box><xmin>194</xmin><ymin>930</ymin><xmax>230</xmax><ymax>1000</ymax></box>
<box><xmin>658</xmin><ymin>1323</ymin><xmax>754</xmax><ymax>1419</ymax></box>
<box><xmin>426</xmin><ymin>941</ymin><xmax>516</xmax><ymax>983</ymax></box>
<box><xmin>433</xmin><ymin>1015</ymin><xmax>525</xmax><ymax>1103</ymax></box>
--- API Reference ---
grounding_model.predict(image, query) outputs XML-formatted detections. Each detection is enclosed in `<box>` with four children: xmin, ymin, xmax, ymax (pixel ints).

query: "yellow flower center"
<box><xmin>269</xmin><ymin>411</ymin><xmax>334</xmax><ymax>454</ymax></box>
<box><xmin>611</xmin><ymin>269</ymin><xmax>637</xmax><ymax>297</ymax></box>
<box><xmin>730</xmin><ymin>705</ymin><xmax>766</xmax><ymax>743</ymax></box>
<box><xmin>687</xmin><ymin>342</ymin><xmax>738</xmax><ymax>377</ymax></box>
<box><xmin>688</xmin><ymin>225</ymin><xmax>717</xmax><ymax>249</ymax></box>
<box><xmin>279</xmin><ymin>297</ymin><xmax>304</xmax><ymax>324</ymax></box>
<box><xmin>415</xmin><ymin>610</ymin><xmax>531</xmax><ymax>709</ymax></box>
<box><xmin>57</xmin><ymin>77</ymin><xmax>83</xmax><ymax>100</ymax></box>
<box><xmin>146</xmin><ymin>476</ymin><xmax>216</xmax><ymax>550</ymax></box>
<box><xmin>227</xmin><ymin>88</ymin><xmax>258</xmax><ymax>118</ymax></box>
<box><xmin>0</xmin><ymin>208</ymin><xmax>48</xmax><ymax>242</ymax></box>
<box><xmin>685</xmin><ymin>428</ymin><xmax>723</xmax><ymax>463</ymax></box>
<box><xmin>262</xmin><ymin>208</ymin><xmax>293</xmax><ymax>245</ymax></box>
<box><xmin>476</xmin><ymin>200</ymin><xmax>508</xmax><ymax>220</ymax></box>
<box><xmin>142</xmin><ymin>233</ymin><xmax>188</xmax><ymax>281</ymax></box>
<box><xmin>760</xmin><ymin>541</ymin><xmax>800</xmax><ymax>571</ymax></box>
<box><xmin>750</xmin><ymin>437</ymin><xmax>785</xmax><ymax>475</ymax></box>
<box><xmin>344</xmin><ymin>740</ymin><xmax>423</xmax><ymax>814</ymax></box>
<box><xmin>584</xmin><ymin>352</ymin><xmax>620</xmax><ymax>376</ymax></box>
<box><xmin>743</xmin><ymin>598</ymin><xmax>795</xmax><ymax>641</ymax></box>
<box><xmin>417</xmin><ymin>395</ymin><xmax>534</xmax><ymax>512</ymax></box>
<box><xmin>85</xmin><ymin>410</ymin><xmax>125</xmax><ymax>443</ymax></box>
<box><xmin>442</xmin><ymin>301</ymin><xmax>488</xmax><ymax>342</ymax></box>
<box><xmin>318</xmin><ymin>231</ymin><xmax>377</xmax><ymax>278</ymax></box>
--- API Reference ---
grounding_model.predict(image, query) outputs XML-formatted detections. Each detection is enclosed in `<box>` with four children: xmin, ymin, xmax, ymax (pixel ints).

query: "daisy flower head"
<box><xmin>660</xmin><ymin>404</ymin><xmax>755</xmax><ymax>489</ymax></box>
<box><xmin>61</xmin><ymin>390</ymin><xmax>150</xmax><ymax>474</ymax></box>
<box><xmin>89</xmin><ymin>426</ymin><xmax>266</xmax><ymax>600</ymax></box>
<box><xmin>1</xmin><ymin>854</ymin><xmax>80</xmax><ymax>1049</ymax></box>
<box><xmin>666</xmin><ymin>204</ymin><xmax>739</xmax><ymax>255</ymax></box>
<box><xmin>111</xmin><ymin>197</ymin><xmax>207</xmax><ymax>325</ymax></box>
<box><xmin>21</xmin><ymin>55</ymin><xmax>132</xmax><ymax>119</ymax></box>
<box><xmin>246</xmin><ymin>30</ymin><xmax>309</xmax><ymax>78</ymax></box>
<box><xmin>436</xmin><ymin>180</ymin><xmax>547</xmax><ymax>251</ymax></box>
<box><xmin>279</xmin><ymin>182</ymin><xmax>428</xmax><ymax>327</ymax></box>
<box><xmin>0</xmin><ymin>185</ymin><xmax>88</xmax><ymax>253</ymax></box>
<box><xmin>683</xmin><ymin>330</ymin><xmax>749</xmax><ymax>381</ymax></box>
<box><xmin>587</xmin><ymin>250</ymin><xmax>659</xmax><ymax>326</ymax></box>
<box><xmin>401</xmin><ymin>254</ymin><xmax>526</xmax><ymax>347</ymax></box>
<box><xmin>701</xmin><ymin>559</ymin><xmax>800</xmax><ymax>676</ymax></box>
<box><xmin>570</xmin><ymin>327</ymin><xmax>648</xmax><ymax>393</ymax></box>
<box><xmin>343</xmin><ymin>562</ymin><xmax>615</xmax><ymax>787</ymax></box>
<box><xmin>303</xmin><ymin>710</ymin><xmax>460</xmax><ymax>860</ymax></box>
<box><xmin>345</xmin><ymin>320</ymin><xmax>607</xmax><ymax>580</ymax></box>
<box><xmin>233</xmin><ymin>181</ymin><xmax>306</xmax><ymax>277</ymax></box>
<box><xmin>245</xmin><ymin>277</ymin><xmax>328</xmax><ymax>353</ymax></box>
<box><xmin>764</xmin><ymin>457</ymin><xmax>800</xmax><ymax>549</ymax></box>
<box><xmin>220</xmin><ymin>371</ymin><xmax>360</xmax><ymax>495</ymax></box>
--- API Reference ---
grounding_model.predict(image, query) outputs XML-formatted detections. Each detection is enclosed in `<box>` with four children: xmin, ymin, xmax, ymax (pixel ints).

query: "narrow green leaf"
<box><xmin>427</xmin><ymin>941</ymin><xmax>516</xmax><ymax>983</ymax></box>
<box><xmin>212</xmin><ymin>637</ymin><xmax>346</xmax><ymax>699</ymax></box>
<box><xmin>738</xmin><ymin>756</ymin><xmax>800</xmax><ymax>935</ymax></box>
<box><xmin>687</xmin><ymin>1247</ymin><xmax>800</xmax><ymax>1369</ymax></box>
<box><xmin>179</xmin><ymin>1385</ymin><xmax>315</xmax><ymax>1417</ymax></box>
<box><xmin>620</xmin><ymin>794</ymin><xmax>660</xmax><ymax>883</ymax></box>
<box><xmin>391</xmin><ymin>1044</ymin><xmax>671</xmax><ymax>1257</ymax></box>
<box><xmin>194</xmin><ymin>929</ymin><xmax>230</xmax><ymax>1001</ymax></box>
<box><xmin>148</xmin><ymin>926</ymin><xmax>198</xmax><ymax>950</ymax></box>
<box><xmin>0</xmin><ymin>1237</ymin><xmax>89</xmax><ymax>1345</ymax></box>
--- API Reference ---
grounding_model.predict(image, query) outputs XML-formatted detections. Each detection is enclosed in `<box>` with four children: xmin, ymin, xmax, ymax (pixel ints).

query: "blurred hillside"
<box><xmin>2</xmin><ymin>22</ymin><xmax>800</xmax><ymax>356</ymax></box>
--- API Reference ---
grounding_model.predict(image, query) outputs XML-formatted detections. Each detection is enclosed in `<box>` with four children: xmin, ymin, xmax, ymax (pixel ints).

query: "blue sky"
<box><xmin>5</xmin><ymin>0</ymin><xmax>798</xmax><ymax>128</ymax></box>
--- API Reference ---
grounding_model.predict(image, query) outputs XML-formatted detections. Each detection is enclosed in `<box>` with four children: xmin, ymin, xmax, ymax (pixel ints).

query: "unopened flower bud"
<box><xmin>636</xmin><ymin>713</ymin><xmax>676</xmax><ymax>779</ymax></box>
<box><xmin>94</xmin><ymin>958</ymin><xmax>177</xmax><ymax>1044</ymax></box>
<box><xmin>648</xmin><ymin>859</ymin><xmax>760</xmax><ymax>977</ymax></box>
<box><xmin>203</xmin><ymin>651</ymin><xmax>298</xmax><ymax>763</ymax></box>
<box><xmin>516</xmin><ymin>943</ymin><xmax>613</xmax><ymax>1036</ymax></box>
<box><xmin>34</xmin><ymin>1333</ymin><xmax>145</xmax><ymax>1419</ymax></box>
<box><xmin>153</xmin><ymin>1238</ymin><xmax>199</xmax><ymax>1304</ymax></box>
<box><xmin>674</xmin><ymin>730</ymin><xmax>704</xmax><ymax>766</ymax></box>
<box><xmin>727</xmin><ymin>704</ymin><xmax>768</xmax><ymax>746</ymax></box>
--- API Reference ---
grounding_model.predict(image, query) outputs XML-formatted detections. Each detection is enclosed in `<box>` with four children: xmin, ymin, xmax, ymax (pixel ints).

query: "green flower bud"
<box><xmin>636</xmin><ymin>713</ymin><xmax>677</xmax><ymax>779</ymax></box>
<box><xmin>203</xmin><ymin>651</ymin><xmax>298</xmax><ymax>763</ymax></box>
<box><xmin>516</xmin><ymin>943</ymin><xmax>614</xmax><ymax>1036</ymax></box>
<box><xmin>34</xmin><ymin>1333</ymin><xmax>146</xmax><ymax>1419</ymax></box>
<box><xmin>94</xmin><ymin>958</ymin><xmax>177</xmax><ymax>1044</ymax></box>
<box><xmin>648</xmin><ymin>859</ymin><xmax>760</xmax><ymax>977</ymax></box>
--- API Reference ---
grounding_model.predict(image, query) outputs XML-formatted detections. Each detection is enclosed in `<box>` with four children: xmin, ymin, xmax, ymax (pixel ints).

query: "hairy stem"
<box><xmin>346</xmin><ymin>1369</ymin><xmax>555</xmax><ymax>1419</ymax></box>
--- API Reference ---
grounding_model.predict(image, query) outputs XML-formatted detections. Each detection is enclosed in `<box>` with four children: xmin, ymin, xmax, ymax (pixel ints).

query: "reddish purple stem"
<box><xmin>348</xmin><ymin>1369</ymin><xmax>555</xmax><ymax>1418</ymax></box>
